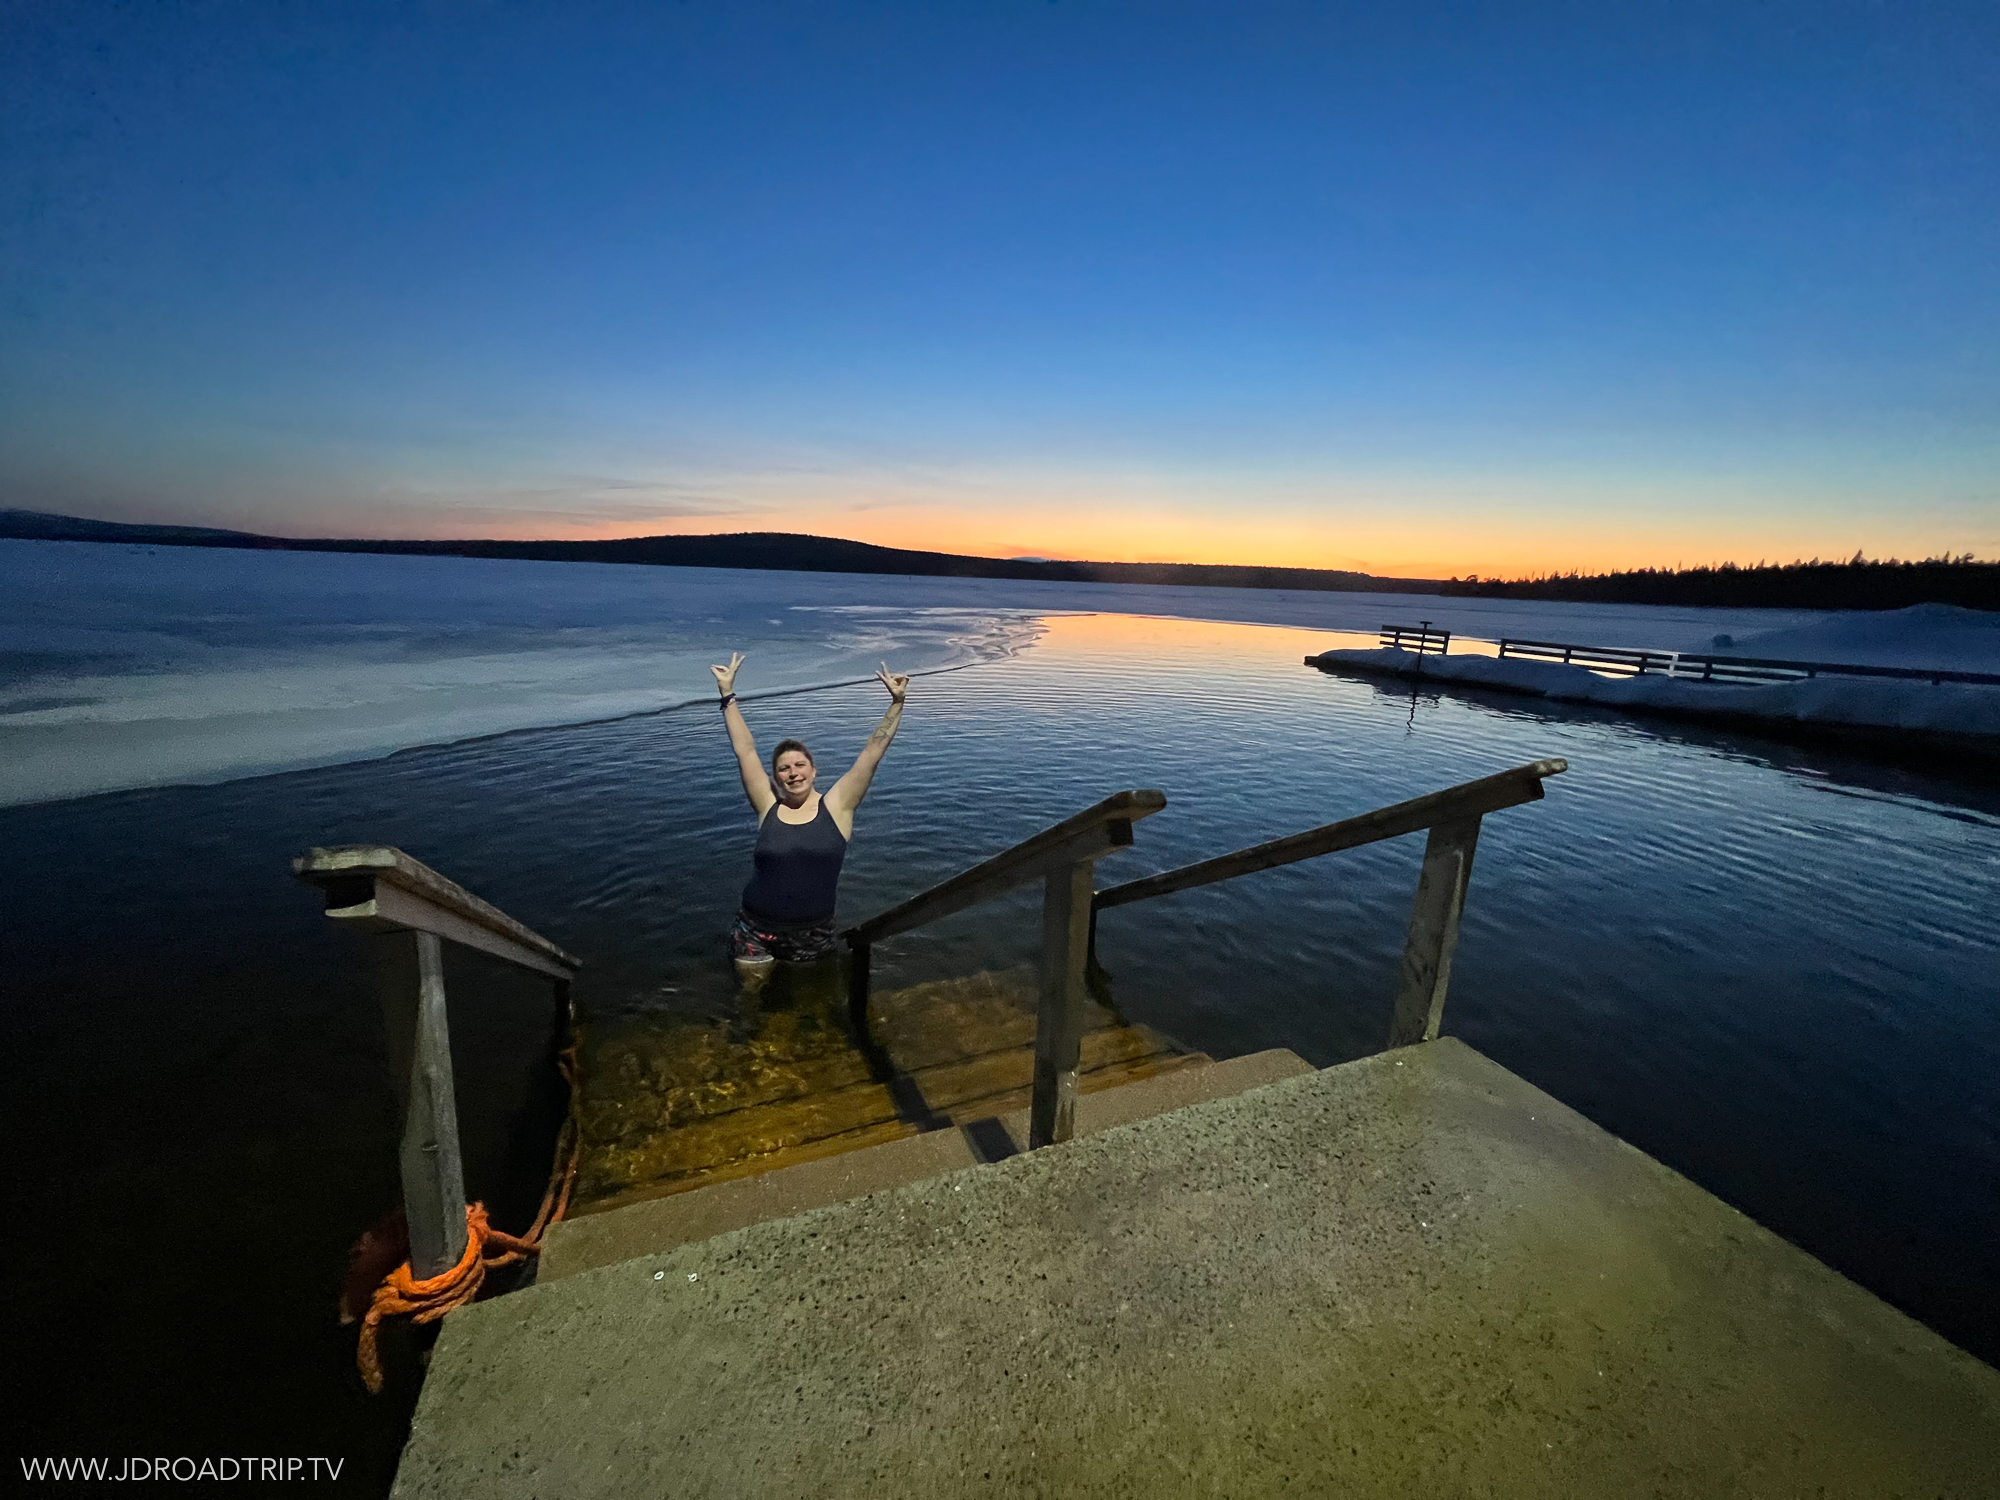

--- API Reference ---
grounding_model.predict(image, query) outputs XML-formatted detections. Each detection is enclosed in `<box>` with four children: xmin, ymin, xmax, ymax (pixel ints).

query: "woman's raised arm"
<box><xmin>712</xmin><ymin>652</ymin><xmax>775</xmax><ymax>817</ymax></box>
<box><xmin>826</xmin><ymin>665</ymin><xmax>908</xmax><ymax>827</ymax></box>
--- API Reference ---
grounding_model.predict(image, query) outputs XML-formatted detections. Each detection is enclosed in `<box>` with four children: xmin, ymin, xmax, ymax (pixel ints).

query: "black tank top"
<box><xmin>741</xmin><ymin>798</ymin><xmax>849</xmax><ymax>928</ymax></box>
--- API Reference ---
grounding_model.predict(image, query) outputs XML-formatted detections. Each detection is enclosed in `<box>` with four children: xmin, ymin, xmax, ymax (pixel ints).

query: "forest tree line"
<box><xmin>1434</xmin><ymin>555</ymin><xmax>1997</xmax><ymax>611</ymax></box>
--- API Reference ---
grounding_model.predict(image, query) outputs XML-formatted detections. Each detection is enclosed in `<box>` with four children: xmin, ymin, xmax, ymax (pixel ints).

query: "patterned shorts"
<box><xmin>729</xmin><ymin>910</ymin><xmax>840</xmax><ymax>965</ymax></box>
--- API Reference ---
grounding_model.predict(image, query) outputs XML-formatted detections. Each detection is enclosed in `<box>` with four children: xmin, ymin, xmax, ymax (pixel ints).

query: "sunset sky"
<box><xmin>4</xmin><ymin>1</ymin><xmax>1996</xmax><ymax>578</ymax></box>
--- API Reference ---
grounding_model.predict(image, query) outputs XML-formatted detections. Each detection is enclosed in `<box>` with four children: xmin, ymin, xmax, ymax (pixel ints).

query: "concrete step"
<box><xmin>397</xmin><ymin>1039</ymin><xmax>2000</xmax><ymax>1499</ymax></box>
<box><xmin>538</xmin><ymin>1046</ymin><xmax>1315</xmax><ymax>1282</ymax></box>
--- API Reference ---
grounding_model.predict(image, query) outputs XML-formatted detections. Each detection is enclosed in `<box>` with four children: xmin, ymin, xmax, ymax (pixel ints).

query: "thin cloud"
<box><xmin>377</xmin><ymin>475</ymin><xmax>771</xmax><ymax>531</ymax></box>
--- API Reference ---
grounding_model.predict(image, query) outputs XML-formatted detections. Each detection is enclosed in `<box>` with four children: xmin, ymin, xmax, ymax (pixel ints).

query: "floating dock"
<box><xmin>393</xmin><ymin>1038</ymin><xmax>2000</xmax><ymax>1498</ymax></box>
<box><xmin>1308</xmin><ymin>628</ymin><xmax>2000</xmax><ymax>761</ymax></box>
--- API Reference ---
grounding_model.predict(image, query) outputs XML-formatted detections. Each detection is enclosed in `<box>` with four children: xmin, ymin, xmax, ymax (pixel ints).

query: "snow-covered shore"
<box><xmin>1308</xmin><ymin>606</ymin><xmax>2000</xmax><ymax>751</ymax></box>
<box><xmin>1653</xmin><ymin>601</ymin><xmax>2000</xmax><ymax>672</ymax></box>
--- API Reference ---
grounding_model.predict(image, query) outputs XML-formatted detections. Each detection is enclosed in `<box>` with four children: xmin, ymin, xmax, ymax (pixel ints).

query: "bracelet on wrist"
<box><xmin>718</xmin><ymin>692</ymin><xmax>736</xmax><ymax>709</ymax></box>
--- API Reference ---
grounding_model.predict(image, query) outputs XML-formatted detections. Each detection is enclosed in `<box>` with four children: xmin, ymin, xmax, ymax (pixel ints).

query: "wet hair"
<box><xmin>770</xmin><ymin>738</ymin><xmax>815</xmax><ymax>772</ymax></box>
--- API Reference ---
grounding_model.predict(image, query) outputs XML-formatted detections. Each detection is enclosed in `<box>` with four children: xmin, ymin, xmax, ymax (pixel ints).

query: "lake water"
<box><xmin>4</xmin><ymin>563</ymin><xmax>1996</xmax><ymax>1494</ymax></box>
<box><xmin>0</xmin><ymin>538</ymin><xmax>1826</xmax><ymax>806</ymax></box>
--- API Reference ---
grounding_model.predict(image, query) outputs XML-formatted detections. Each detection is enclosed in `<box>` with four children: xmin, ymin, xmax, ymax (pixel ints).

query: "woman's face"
<box><xmin>773</xmin><ymin>749</ymin><xmax>816</xmax><ymax>801</ymax></box>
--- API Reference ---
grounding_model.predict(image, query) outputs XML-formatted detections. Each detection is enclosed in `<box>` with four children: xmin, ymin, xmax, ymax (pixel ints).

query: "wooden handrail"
<box><xmin>294</xmin><ymin>844</ymin><xmax>579</xmax><ymax>1278</ymax></box>
<box><xmin>844</xmin><ymin>789</ymin><xmax>1167</xmax><ymax>946</ymax></box>
<box><xmin>294</xmin><ymin>844</ymin><xmax>582</xmax><ymax>979</ymax></box>
<box><xmin>842</xmin><ymin>789</ymin><xmax>1165</xmax><ymax>1152</ymax></box>
<box><xmin>1094</xmin><ymin>759</ymin><xmax>1567</xmax><ymax>911</ymax></box>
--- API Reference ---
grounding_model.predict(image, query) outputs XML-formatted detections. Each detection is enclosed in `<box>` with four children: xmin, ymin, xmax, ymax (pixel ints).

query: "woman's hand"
<box><xmin>876</xmin><ymin>663</ymin><xmax>909</xmax><ymax>702</ymax></box>
<box><xmin>712</xmin><ymin>652</ymin><xmax>745</xmax><ymax>696</ymax></box>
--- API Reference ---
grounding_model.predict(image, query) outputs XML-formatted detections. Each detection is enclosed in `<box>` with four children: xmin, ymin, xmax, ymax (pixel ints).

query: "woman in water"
<box><xmin>710</xmin><ymin>652</ymin><xmax>909</xmax><ymax>989</ymax></box>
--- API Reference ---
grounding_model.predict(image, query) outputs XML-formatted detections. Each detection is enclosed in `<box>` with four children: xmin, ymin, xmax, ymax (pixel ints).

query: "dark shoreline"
<box><xmin>6</xmin><ymin>509</ymin><xmax>1995</xmax><ymax>613</ymax></box>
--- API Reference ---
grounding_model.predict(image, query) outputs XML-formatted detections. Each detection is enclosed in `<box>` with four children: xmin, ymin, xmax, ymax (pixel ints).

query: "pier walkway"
<box><xmin>392</xmin><ymin>1037</ymin><xmax>2000</xmax><ymax>1498</ymax></box>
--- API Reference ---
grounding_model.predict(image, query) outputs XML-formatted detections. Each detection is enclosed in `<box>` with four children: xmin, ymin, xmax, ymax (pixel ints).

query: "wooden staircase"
<box><xmin>296</xmin><ymin>763</ymin><xmax>1567</xmax><ymax>1290</ymax></box>
<box><xmin>570</xmin><ymin>966</ymin><xmax>1204</xmax><ymax>1216</ymax></box>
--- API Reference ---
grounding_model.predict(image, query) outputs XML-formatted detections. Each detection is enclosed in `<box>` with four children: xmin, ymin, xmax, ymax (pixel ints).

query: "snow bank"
<box><xmin>1308</xmin><ymin>646</ymin><xmax>2000</xmax><ymax>744</ymax></box>
<box><xmin>1717</xmin><ymin>603</ymin><xmax>2000</xmax><ymax>671</ymax></box>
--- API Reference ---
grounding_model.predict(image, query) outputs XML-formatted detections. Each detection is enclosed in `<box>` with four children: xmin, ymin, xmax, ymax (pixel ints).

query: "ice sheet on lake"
<box><xmin>0</xmin><ymin>542</ymin><xmax>1050</xmax><ymax>805</ymax></box>
<box><xmin>9</xmin><ymin>537</ymin><xmax>1965</xmax><ymax>806</ymax></box>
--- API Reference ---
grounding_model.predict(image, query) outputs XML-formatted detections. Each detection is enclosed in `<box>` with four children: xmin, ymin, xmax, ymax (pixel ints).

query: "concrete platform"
<box><xmin>396</xmin><ymin>1038</ymin><xmax>2000</xmax><ymax>1498</ymax></box>
<box><xmin>540</xmin><ymin>1048</ymin><xmax>1317</xmax><ymax>1282</ymax></box>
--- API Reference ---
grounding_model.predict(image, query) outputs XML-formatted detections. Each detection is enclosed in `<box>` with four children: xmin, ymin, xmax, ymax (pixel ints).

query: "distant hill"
<box><xmin>3</xmin><ymin>508</ymin><xmax>1993</xmax><ymax>611</ymax></box>
<box><xmin>0</xmin><ymin>509</ymin><xmax>1424</xmax><ymax>594</ymax></box>
<box><xmin>0</xmin><ymin>509</ymin><xmax>267</xmax><ymax>544</ymax></box>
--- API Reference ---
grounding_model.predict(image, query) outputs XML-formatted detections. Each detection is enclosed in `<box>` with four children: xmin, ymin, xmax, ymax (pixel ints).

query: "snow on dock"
<box><xmin>1310</xmin><ymin>605</ymin><xmax>2000</xmax><ymax>750</ymax></box>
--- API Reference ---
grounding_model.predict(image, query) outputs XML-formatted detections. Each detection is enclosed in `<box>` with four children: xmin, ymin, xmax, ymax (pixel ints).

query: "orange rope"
<box><xmin>355</xmin><ymin>1203</ymin><xmax>513</xmax><ymax>1393</ymax></box>
<box><xmin>350</xmin><ymin>1041</ymin><xmax>581</xmax><ymax>1394</ymax></box>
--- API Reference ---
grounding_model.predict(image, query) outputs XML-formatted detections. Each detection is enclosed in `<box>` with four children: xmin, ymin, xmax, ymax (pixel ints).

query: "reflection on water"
<box><xmin>4</xmin><ymin>608</ymin><xmax>1996</xmax><ymax>1489</ymax></box>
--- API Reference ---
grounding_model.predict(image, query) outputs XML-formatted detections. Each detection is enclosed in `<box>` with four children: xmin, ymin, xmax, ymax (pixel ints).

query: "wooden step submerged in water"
<box><xmin>569</xmin><ymin>966</ymin><xmax>1208</xmax><ymax>1216</ymax></box>
<box><xmin>541</xmin><ymin>1045</ymin><xmax>1317</xmax><ymax>1281</ymax></box>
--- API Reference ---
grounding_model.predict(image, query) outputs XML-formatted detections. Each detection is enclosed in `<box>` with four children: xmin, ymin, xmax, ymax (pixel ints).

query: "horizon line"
<box><xmin>3</xmin><ymin>508</ymin><xmax>1994</xmax><ymax>583</ymax></box>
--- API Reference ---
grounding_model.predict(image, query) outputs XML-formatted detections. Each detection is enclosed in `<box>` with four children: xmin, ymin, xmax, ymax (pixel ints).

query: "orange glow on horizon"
<box><xmin>400</xmin><ymin>512</ymin><xmax>1602</xmax><ymax>579</ymax></box>
<box><xmin>256</xmin><ymin>498</ymin><xmax>1988</xmax><ymax>582</ymax></box>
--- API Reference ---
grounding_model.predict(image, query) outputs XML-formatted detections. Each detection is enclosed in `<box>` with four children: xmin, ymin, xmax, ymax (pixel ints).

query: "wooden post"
<box><xmin>548</xmin><ymin>976</ymin><xmax>574</xmax><ymax>1077</ymax></box>
<box><xmin>1084</xmin><ymin>900</ymin><xmax>1114</xmax><ymax>1006</ymax></box>
<box><xmin>1385</xmin><ymin>816</ymin><xmax>1482</xmax><ymax>1049</ymax></box>
<box><xmin>370</xmin><ymin>930</ymin><xmax>468</xmax><ymax>1277</ymax></box>
<box><xmin>847</xmin><ymin>940</ymin><xmax>872</xmax><ymax>1042</ymax></box>
<box><xmin>1030</xmin><ymin>859</ymin><xmax>1094</xmax><ymax>1149</ymax></box>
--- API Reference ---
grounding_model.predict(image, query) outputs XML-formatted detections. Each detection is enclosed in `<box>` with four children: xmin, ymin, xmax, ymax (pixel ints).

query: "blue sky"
<box><xmin>3</xmin><ymin>0</ymin><xmax>1995</xmax><ymax>575</ymax></box>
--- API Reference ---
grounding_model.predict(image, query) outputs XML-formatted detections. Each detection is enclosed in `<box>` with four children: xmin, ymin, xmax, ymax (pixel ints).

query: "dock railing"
<box><xmin>843</xmin><ymin>790</ymin><xmax>1167</xmax><ymax>1149</ymax></box>
<box><xmin>1497</xmin><ymin>637</ymin><xmax>2000</xmax><ymax>688</ymax></box>
<box><xmin>1095</xmin><ymin>758</ymin><xmax>1567</xmax><ymax>1051</ymax></box>
<box><xmin>294</xmin><ymin>846</ymin><xmax>581</xmax><ymax>1279</ymax></box>
<box><xmin>1381</xmin><ymin>621</ymin><xmax>1451</xmax><ymax>655</ymax></box>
